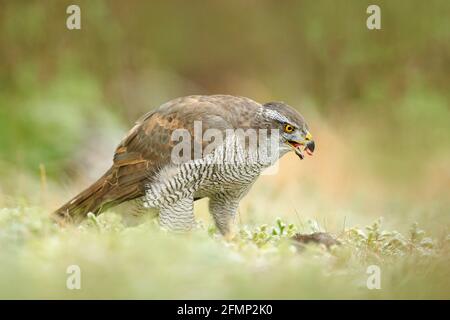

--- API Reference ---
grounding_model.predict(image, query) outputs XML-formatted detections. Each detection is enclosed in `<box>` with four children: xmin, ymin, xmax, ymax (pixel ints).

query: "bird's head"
<box><xmin>262</xmin><ymin>101</ymin><xmax>315</xmax><ymax>160</ymax></box>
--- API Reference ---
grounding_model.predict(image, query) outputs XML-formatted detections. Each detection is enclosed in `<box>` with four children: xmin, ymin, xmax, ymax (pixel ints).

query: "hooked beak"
<box><xmin>287</xmin><ymin>131</ymin><xmax>315</xmax><ymax>160</ymax></box>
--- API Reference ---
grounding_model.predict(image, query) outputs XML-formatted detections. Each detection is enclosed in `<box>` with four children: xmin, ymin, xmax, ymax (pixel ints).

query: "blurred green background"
<box><xmin>0</xmin><ymin>0</ymin><xmax>449</xmax><ymax>299</ymax></box>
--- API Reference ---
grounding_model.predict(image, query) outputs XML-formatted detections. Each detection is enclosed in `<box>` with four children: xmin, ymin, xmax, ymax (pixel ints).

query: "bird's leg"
<box><xmin>209</xmin><ymin>193</ymin><xmax>240</xmax><ymax>238</ymax></box>
<box><xmin>158</xmin><ymin>196</ymin><xmax>196</xmax><ymax>232</ymax></box>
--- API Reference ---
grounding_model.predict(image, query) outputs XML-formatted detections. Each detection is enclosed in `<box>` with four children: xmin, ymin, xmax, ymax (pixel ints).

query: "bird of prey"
<box><xmin>55</xmin><ymin>95</ymin><xmax>315</xmax><ymax>235</ymax></box>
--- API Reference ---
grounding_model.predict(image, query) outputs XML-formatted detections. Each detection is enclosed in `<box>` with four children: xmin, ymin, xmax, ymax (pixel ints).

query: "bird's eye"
<box><xmin>284</xmin><ymin>124</ymin><xmax>294</xmax><ymax>133</ymax></box>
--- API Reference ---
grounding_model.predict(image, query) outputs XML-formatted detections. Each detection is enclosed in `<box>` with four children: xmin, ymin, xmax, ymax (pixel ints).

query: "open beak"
<box><xmin>287</xmin><ymin>132</ymin><xmax>315</xmax><ymax>160</ymax></box>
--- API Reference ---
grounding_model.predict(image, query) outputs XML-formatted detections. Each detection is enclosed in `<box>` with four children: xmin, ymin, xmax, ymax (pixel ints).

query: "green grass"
<box><xmin>0</xmin><ymin>207</ymin><xmax>448</xmax><ymax>299</ymax></box>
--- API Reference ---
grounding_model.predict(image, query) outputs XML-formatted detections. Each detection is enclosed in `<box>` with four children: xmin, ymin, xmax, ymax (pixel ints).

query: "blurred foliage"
<box><xmin>0</xmin><ymin>0</ymin><xmax>448</xmax><ymax>182</ymax></box>
<box><xmin>0</xmin><ymin>207</ymin><xmax>448</xmax><ymax>299</ymax></box>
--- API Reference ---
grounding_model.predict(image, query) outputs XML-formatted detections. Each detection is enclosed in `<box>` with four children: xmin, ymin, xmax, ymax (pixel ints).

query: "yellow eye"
<box><xmin>284</xmin><ymin>124</ymin><xmax>294</xmax><ymax>133</ymax></box>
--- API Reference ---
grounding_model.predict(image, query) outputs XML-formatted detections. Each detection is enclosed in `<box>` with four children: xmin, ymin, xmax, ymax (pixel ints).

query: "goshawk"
<box><xmin>55</xmin><ymin>95</ymin><xmax>315</xmax><ymax>235</ymax></box>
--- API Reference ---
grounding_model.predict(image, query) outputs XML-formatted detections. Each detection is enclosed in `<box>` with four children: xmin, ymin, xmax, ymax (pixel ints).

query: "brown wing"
<box><xmin>54</xmin><ymin>95</ymin><xmax>262</xmax><ymax>221</ymax></box>
<box><xmin>111</xmin><ymin>109</ymin><xmax>180</xmax><ymax>192</ymax></box>
<box><xmin>54</xmin><ymin>103</ymin><xmax>189</xmax><ymax>220</ymax></box>
<box><xmin>111</xmin><ymin>94</ymin><xmax>263</xmax><ymax>194</ymax></box>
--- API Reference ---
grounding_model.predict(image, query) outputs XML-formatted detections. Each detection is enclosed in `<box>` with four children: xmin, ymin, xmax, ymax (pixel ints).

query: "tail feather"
<box><xmin>53</xmin><ymin>166</ymin><xmax>144</xmax><ymax>223</ymax></box>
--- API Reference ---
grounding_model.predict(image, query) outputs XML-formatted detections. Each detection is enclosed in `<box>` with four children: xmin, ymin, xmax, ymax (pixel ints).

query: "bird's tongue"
<box><xmin>291</xmin><ymin>142</ymin><xmax>313</xmax><ymax>158</ymax></box>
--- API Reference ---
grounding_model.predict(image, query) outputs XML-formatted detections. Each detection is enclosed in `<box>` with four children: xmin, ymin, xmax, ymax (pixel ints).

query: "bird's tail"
<box><xmin>53</xmin><ymin>166</ymin><xmax>143</xmax><ymax>223</ymax></box>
